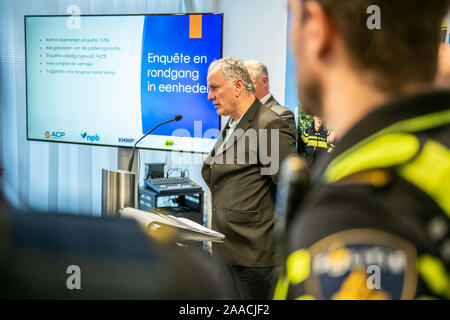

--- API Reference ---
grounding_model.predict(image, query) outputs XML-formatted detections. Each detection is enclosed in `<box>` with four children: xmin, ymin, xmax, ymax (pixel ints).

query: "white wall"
<box><xmin>219</xmin><ymin>0</ymin><xmax>288</xmax><ymax>104</ymax></box>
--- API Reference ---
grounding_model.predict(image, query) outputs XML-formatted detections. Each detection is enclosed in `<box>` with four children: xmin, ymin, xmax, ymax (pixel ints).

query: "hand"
<box><xmin>328</xmin><ymin>130</ymin><xmax>336</xmax><ymax>144</ymax></box>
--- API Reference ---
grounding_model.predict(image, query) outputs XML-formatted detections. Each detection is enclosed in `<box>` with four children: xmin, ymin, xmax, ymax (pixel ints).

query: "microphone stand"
<box><xmin>127</xmin><ymin>117</ymin><xmax>178</xmax><ymax>172</ymax></box>
<box><xmin>101</xmin><ymin>116</ymin><xmax>181</xmax><ymax>217</ymax></box>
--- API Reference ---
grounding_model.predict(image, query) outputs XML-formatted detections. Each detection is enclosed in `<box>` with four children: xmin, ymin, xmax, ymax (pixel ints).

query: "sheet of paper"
<box><xmin>120</xmin><ymin>207</ymin><xmax>225</xmax><ymax>242</ymax></box>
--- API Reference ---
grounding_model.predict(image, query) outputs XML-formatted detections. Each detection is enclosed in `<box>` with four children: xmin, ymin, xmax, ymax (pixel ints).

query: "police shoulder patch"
<box><xmin>304</xmin><ymin>229</ymin><xmax>418</xmax><ymax>300</ymax></box>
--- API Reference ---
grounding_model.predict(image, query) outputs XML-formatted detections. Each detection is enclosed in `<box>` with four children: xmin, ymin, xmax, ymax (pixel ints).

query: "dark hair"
<box><xmin>305</xmin><ymin>0</ymin><xmax>450</xmax><ymax>92</ymax></box>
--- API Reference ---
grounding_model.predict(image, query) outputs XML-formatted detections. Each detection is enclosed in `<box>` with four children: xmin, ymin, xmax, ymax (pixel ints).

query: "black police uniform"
<box><xmin>299</xmin><ymin>125</ymin><xmax>333</xmax><ymax>167</ymax></box>
<box><xmin>275</xmin><ymin>90</ymin><xmax>450</xmax><ymax>300</ymax></box>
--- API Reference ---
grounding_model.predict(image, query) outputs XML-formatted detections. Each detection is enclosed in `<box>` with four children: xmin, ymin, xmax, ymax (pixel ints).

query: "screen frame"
<box><xmin>24</xmin><ymin>13</ymin><xmax>223</xmax><ymax>154</ymax></box>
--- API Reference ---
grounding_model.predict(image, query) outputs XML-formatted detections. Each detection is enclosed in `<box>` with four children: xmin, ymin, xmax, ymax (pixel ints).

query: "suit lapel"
<box><xmin>265</xmin><ymin>95</ymin><xmax>274</xmax><ymax>107</ymax></box>
<box><xmin>265</xmin><ymin>95</ymin><xmax>279</xmax><ymax>110</ymax></box>
<box><xmin>214</xmin><ymin>98</ymin><xmax>261</xmax><ymax>157</ymax></box>
<box><xmin>204</xmin><ymin>117</ymin><xmax>231</xmax><ymax>167</ymax></box>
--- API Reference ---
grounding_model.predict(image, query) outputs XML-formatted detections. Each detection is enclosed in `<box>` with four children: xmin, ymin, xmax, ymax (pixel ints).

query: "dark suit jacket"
<box><xmin>264</xmin><ymin>95</ymin><xmax>298</xmax><ymax>140</ymax></box>
<box><xmin>201</xmin><ymin>98</ymin><xmax>297</xmax><ymax>267</ymax></box>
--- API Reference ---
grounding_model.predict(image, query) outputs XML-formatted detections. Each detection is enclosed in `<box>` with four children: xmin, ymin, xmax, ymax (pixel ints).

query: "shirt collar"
<box><xmin>314</xmin><ymin>89</ymin><xmax>450</xmax><ymax>177</ymax></box>
<box><xmin>334</xmin><ymin>89</ymin><xmax>450</xmax><ymax>156</ymax></box>
<box><xmin>228</xmin><ymin>102</ymin><xmax>253</xmax><ymax>127</ymax></box>
<box><xmin>260</xmin><ymin>92</ymin><xmax>272</xmax><ymax>105</ymax></box>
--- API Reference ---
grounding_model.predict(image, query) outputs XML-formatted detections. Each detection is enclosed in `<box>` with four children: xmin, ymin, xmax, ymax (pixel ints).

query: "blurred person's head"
<box><xmin>245</xmin><ymin>59</ymin><xmax>270</xmax><ymax>100</ymax></box>
<box><xmin>436</xmin><ymin>44</ymin><xmax>450</xmax><ymax>87</ymax></box>
<box><xmin>313</xmin><ymin>116</ymin><xmax>322</xmax><ymax>131</ymax></box>
<box><xmin>207</xmin><ymin>57</ymin><xmax>255</xmax><ymax>121</ymax></box>
<box><xmin>289</xmin><ymin>0</ymin><xmax>450</xmax><ymax>135</ymax></box>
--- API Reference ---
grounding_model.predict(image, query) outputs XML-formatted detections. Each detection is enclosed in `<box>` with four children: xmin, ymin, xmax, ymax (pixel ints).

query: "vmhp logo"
<box><xmin>118</xmin><ymin>137</ymin><xmax>134</xmax><ymax>144</ymax></box>
<box><xmin>81</xmin><ymin>132</ymin><xmax>100</xmax><ymax>142</ymax></box>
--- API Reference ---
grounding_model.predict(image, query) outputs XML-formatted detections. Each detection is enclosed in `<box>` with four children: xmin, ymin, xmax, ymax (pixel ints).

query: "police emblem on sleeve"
<box><xmin>305</xmin><ymin>229</ymin><xmax>417</xmax><ymax>300</ymax></box>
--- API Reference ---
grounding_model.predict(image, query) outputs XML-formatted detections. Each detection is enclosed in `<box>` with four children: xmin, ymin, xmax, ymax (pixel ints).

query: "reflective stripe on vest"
<box><xmin>324</xmin><ymin>109</ymin><xmax>450</xmax><ymax>183</ymax></box>
<box><xmin>323</xmin><ymin>109</ymin><xmax>450</xmax><ymax>217</ymax></box>
<box><xmin>418</xmin><ymin>254</ymin><xmax>450</xmax><ymax>299</ymax></box>
<box><xmin>398</xmin><ymin>139</ymin><xmax>450</xmax><ymax>218</ymax></box>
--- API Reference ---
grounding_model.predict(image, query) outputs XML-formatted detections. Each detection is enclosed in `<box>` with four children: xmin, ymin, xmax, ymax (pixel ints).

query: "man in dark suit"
<box><xmin>202</xmin><ymin>57</ymin><xmax>297</xmax><ymax>299</ymax></box>
<box><xmin>245</xmin><ymin>59</ymin><xmax>298</xmax><ymax>140</ymax></box>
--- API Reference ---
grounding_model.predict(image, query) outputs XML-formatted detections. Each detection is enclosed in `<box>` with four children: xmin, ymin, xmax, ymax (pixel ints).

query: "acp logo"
<box><xmin>118</xmin><ymin>137</ymin><xmax>135</xmax><ymax>144</ymax></box>
<box><xmin>45</xmin><ymin>131</ymin><xmax>65</xmax><ymax>139</ymax></box>
<box><xmin>81</xmin><ymin>132</ymin><xmax>100</xmax><ymax>142</ymax></box>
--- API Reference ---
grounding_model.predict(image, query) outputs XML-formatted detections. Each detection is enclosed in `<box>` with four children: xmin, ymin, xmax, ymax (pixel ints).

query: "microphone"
<box><xmin>127</xmin><ymin>115</ymin><xmax>183</xmax><ymax>172</ymax></box>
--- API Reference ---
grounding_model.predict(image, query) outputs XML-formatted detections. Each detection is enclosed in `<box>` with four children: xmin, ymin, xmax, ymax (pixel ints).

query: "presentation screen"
<box><xmin>25</xmin><ymin>14</ymin><xmax>223</xmax><ymax>153</ymax></box>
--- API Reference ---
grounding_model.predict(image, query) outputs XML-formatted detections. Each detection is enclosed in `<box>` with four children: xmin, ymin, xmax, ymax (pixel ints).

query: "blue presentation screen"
<box><xmin>25</xmin><ymin>14</ymin><xmax>223</xmax><ymax>153</ymax></box>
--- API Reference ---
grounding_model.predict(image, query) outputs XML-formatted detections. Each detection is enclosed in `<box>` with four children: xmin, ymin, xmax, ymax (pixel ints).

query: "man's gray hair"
<box><xmin>208</xmin><ymin>57</ymin><xmax>255</xmax><ymax>94</ymax></box>
<box><xmin>244</xmin><ymin>59</ymin><xmax>269</xmax><ymax>81</ymax></box>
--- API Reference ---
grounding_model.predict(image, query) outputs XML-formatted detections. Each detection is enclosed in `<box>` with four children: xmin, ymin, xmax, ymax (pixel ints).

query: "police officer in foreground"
<box><xmin>276</xmin><ymin>0</ymin><xmax>450</xmax><ymax>299</ymax></box>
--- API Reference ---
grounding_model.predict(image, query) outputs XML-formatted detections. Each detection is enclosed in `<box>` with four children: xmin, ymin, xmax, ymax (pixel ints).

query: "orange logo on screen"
<box><xmin>189</xmin><ymin>15</ymin><xmax>202</xmax><ymax>39</ymax></box>
<box><xmin>44</xmin><ymin>131</ymin><xmax>51</xmax><ymax>139</ymax></box>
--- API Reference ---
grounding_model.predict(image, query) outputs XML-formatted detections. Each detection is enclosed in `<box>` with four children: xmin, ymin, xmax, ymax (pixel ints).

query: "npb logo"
<box><xmin>81</xmin><ymin>132</ymin><xmax>100</xmax><ymax>142</ymax></box>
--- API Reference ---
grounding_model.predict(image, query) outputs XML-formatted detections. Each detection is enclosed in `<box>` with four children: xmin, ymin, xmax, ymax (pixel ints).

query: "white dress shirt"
<box><xmin>218</xmin><ymin>107</ymin><xmax>251</xmax><ymax>153</ymax></box>
<box><xmin>259</xmin><ymin>93</ymin><xmax>272</xmax><ymax>105</ymax></box>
